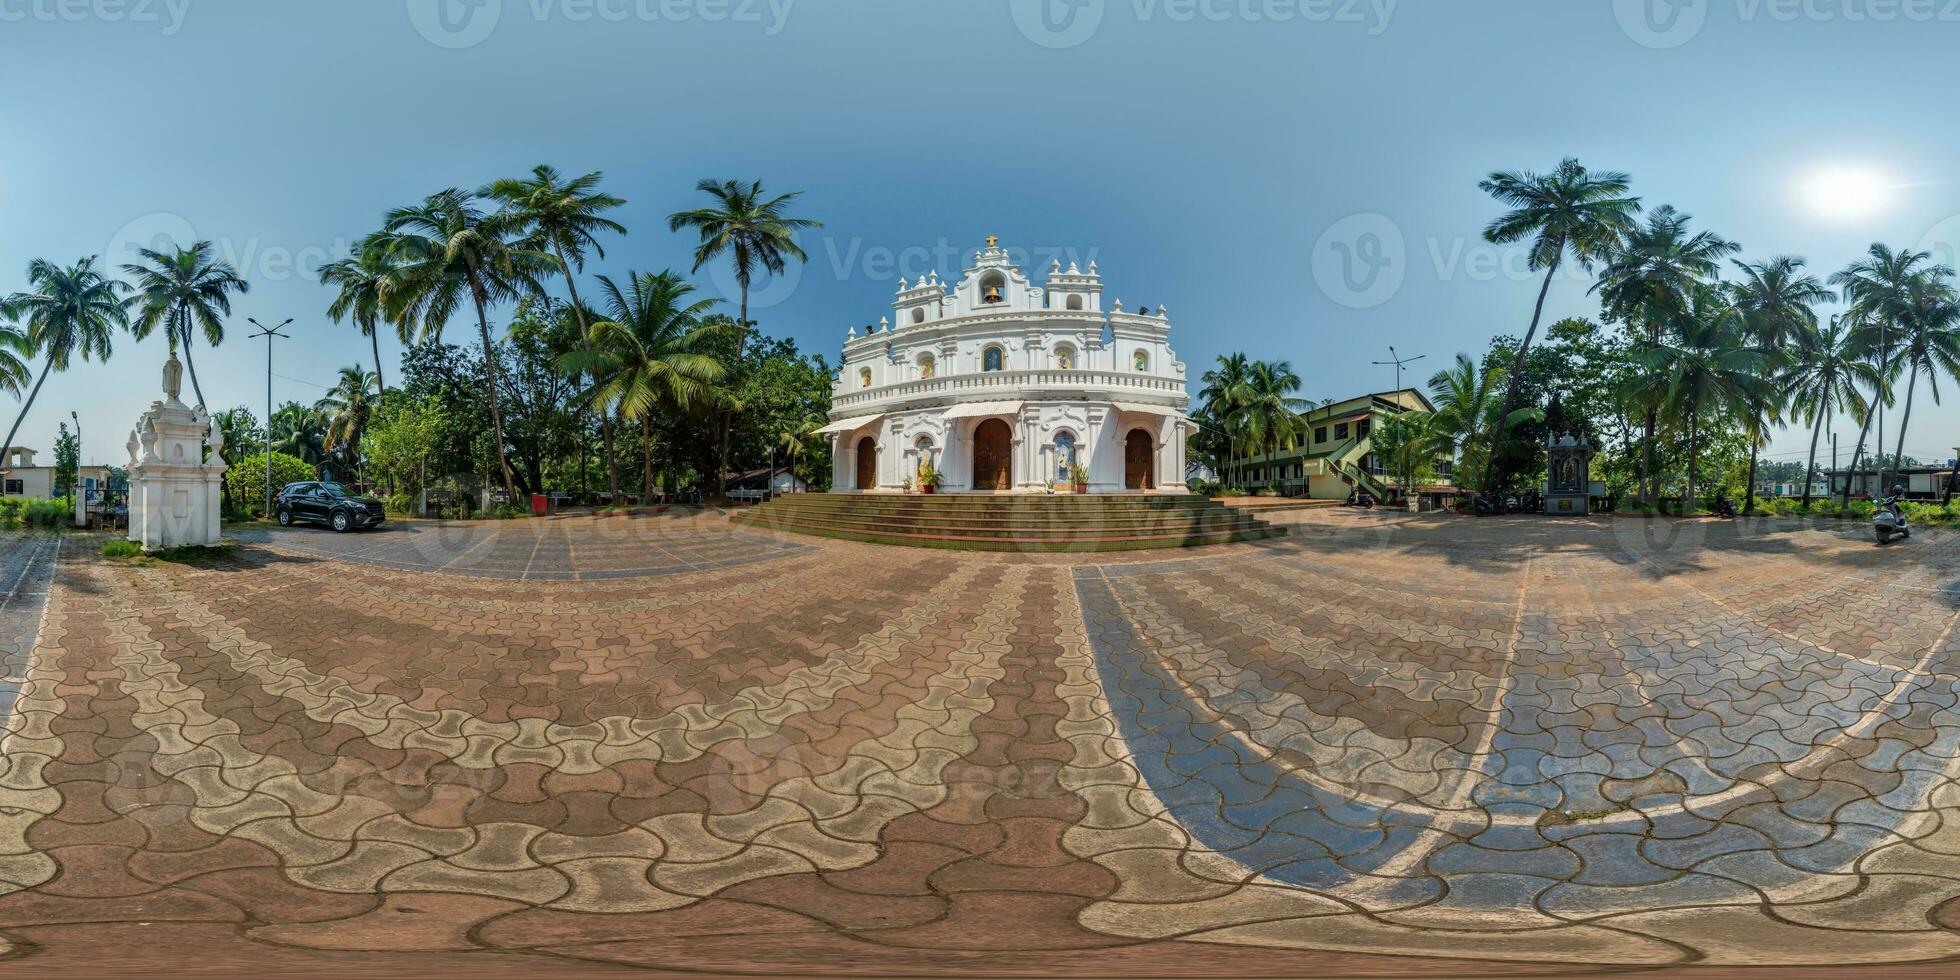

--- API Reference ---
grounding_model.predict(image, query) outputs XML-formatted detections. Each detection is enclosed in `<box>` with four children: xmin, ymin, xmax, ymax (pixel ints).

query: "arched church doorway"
<box><xmin>1125</xmin><ymin>429</ymin><xmax>1156</xmax><ymax>490</ymax></box>
<box><xmin>972</xmin><ymin>419</ymin><xmax>1013</xmax><ymax>491</ymax></box>
<box><xmin>855</xmin><ymin>437</ymin><xmax>877</xmax><ymax>491</ymax></box>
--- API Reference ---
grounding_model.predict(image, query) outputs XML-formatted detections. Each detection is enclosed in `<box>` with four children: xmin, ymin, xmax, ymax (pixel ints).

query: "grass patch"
<box><xmin>101</xmin><ymin>539</ymin><xmax>144</xmax><ymax>558</ymax></box>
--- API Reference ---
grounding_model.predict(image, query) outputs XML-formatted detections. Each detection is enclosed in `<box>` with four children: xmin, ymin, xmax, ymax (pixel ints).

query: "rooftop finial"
<box><xmin>985</xmin><ymin>235</ymin><xmax>999</xmax><ymax>248</ymax></box>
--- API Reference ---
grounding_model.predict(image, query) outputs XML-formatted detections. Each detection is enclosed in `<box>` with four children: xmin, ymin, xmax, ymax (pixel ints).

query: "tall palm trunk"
<box><xmin>641</xmin><ymin>416</ymin><xmax>654</xmax><ymax>502</ymax></box>
<box><xmin>602</xmin><ymin>408</ymin><xmax>620</xmax><ymax>502</ymax></box>
<box><xmin>178</xmin><ymin>317</ymin><xmax>209</xmax><ymax>409</ymax></box>
<box><xmin>367</xmin><ymin>318</ymin><xmax>386</xmax><ymax>395</ymax></box>
<box><xmin>1684</xmin><ymin>408</ymin><xmax>1699</xmax><ymax>514</ymax></box>
<box><xmin>467</xmin><ymin>283</ymin><xmax>518</xmax><ymax>501</ymax></box>
<box><xmin>551</xmin><ymin>238</ymin><xmax>617</xmax><ymax>500</ymax></box>
<box><xmin>1490</xmin><ymin>247</ymin><xmax>1565</xmax><ymax>491</ymax></box>
<box><xmin>1801</xmin><ymin>407</ymin><xmax>1827</xmax><ymax>508</ymax></box>
<box><xmin>1841</xmin><ymin>399</ymin><xmax>1878</xmax><ymax>507</ymax></box>
<box><xmin>1892</xmin><ymin>358</ymin><xmax>1920</xmax><ymax>485</ymax></box>
<box><xmin>0</xmin><ymin>358</ymin><xmax>56</xmax><ymax>476</ymax></box>
<box><xmin>713</xmin><ymin>285</ymin><xmax>751</xmax><ymax>499</ymax></box>
<box><xmin>1743</xmin><ymin>397</ymin><xmax>1763</xmax><ymax>514</ymax></box>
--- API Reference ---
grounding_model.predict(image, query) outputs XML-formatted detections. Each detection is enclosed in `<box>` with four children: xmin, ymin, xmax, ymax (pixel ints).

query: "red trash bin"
<box><xmin>531</xmin><ymin>494</ymin><xmax>548</xmax><ymax>517</ymax></box>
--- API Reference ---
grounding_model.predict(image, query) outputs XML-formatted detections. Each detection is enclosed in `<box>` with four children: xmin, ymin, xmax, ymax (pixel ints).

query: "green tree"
<box><xmin>1594</xmin><ymin>205</ymin><xmax>1739</xmax><ymax>501</ymax></box>
<box><xmin>364</xmin><ymin>397</ymin><xmax>449</xmax><ymax>509</ymax></box>
<box><xmin>0</xmin><ymin>321</ymin><xmax>28</xmax><ymax>398</ymax></box>
<box><xmin>668</xmin><ymin>179</ymin><xmax>822</xmax><ymax>493</ymax></box>
<box><xmin>557</xmin><ymin>271</ymin><xmax>732</xmax><ymax>500</ymax></box>
<box><xmin>227</xmin><ymin>451</ymin><xmax>316</xmax><ymax>516</ymax></box>
<box><xmin>1478</xmin><ymin>158</ymin><xmax>1640</xmax><ymax>485</ymax></box>
<box><xmin>316</xmin><ymin>365</ymin><xmax>380</xmax><ymax>482</ymax></box>
<box><xmin>270</xmin><ymin>402</ymin><xmax>329</xmax><ymax>471</ymax></box>
<box><xmin>1728</xmin><ymin>256</ymin><xmax>1834</xmax><ymax>510</ymax></box>
<box><xmin>1628</xmin><ymin>290</ymin><xmax>1764</xmax><ymax>508</ymax></box>
<box><xmin>212</xmin><ymin>406</ymin><xmax>264</xmax><ymax>458</ymax></box>
<box><xmin>0</xmin><ymin>257</ymin><xmax>131</xmax><ymax>474</ymax></box>
<box><xmin>1427</xmin><ymin>353</ymin><xmax>1540</xmax><ymax>494</ymax></box>
<box><xmin>1197</xmin><ymin>353</ymin><xmax>1253</xmax><ymax>486</ymax></box>
<box><xmin>490</xmin><ymin>165</ymin><xmax>628</xmax><ymax>499</ymax></box>
<box><xmin>319</xmin><ymin>235</ymin><xmax>405</xmax><ymax>395</ymax></box>
<box><xmin>52</xmin><ymin>422</ymin><xmax>78</xmax><ymax>495</ymax></box>
<box><xmin>380</xmin><ymin>188</ymin><xmax>554</xmax><ymax>501</ymax></box>
<box><xmin>1782</xmin><ymin>317</ymin><xmax>1877</xmax><ymax>506</ymax></box>
<box><xmin>121</xmin><ymin>240</ymin><xmax>250</xmax><ymax>409</ymax></box>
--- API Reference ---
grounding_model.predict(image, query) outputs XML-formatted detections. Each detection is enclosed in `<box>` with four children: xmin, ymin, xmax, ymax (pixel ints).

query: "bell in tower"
<box><xmin>984</xmin><ymin>283</ymin><xmax>1003</xmax><ymax>304</ymax></box>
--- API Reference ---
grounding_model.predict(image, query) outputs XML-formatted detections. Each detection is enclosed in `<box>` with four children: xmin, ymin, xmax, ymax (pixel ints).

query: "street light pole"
<box><xmin>247</xmin><ymin>318</ymin><xmax>294</xmax><ymax>519</ymax></box>
<box><xmin>1371</xmin><ymin>346</ymin><xmax>1428</xmax><ymax>394</ymax></box>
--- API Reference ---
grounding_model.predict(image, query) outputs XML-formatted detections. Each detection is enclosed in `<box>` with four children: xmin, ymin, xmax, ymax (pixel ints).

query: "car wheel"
<box><xmin>277</xmin><ymin>509</ymin><xmax>294</xmax><ymax>527</ymax></box>
<box><xmin>331</xmin><ymin>511</ymin><xmax>351</xmax><ymax>533</ymax></box>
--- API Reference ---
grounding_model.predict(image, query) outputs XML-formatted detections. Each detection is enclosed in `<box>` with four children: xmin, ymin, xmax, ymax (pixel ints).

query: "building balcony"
<box><xmin>833</xmin><ymin>368</ymin><xmax>1187</xmax><ymax>415</ymax></box>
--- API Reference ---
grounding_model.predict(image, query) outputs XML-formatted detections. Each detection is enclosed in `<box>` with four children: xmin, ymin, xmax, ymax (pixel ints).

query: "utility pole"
<box><xmin>1371</xmin><ymin>346</ymin><xmax>1428</xmax><ymax>394</ymax></box>
<box><xmin>247</xmin><ymin>318</ymin><xmax>293</xmax><ymax>519</ymax></box>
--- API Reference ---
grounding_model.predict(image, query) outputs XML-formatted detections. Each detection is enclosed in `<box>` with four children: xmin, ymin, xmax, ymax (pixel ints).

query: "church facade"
<box><xmin>822</xmin><ymin>239</ymin><xmax>1193</xmax><ymax>494</ymax></box>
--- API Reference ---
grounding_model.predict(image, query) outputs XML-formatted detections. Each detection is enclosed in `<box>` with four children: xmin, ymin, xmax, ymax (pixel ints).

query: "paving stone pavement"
<box><xmin>9</xmin><ymin>513</ymin><xmax>1960</xmax><ymax>975</ymax></box>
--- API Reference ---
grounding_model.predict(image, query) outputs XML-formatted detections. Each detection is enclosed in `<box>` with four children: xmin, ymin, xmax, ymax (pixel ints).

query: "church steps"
<box><xmin>729</xmin><ymin>494</ymin><xmax>1286</xmax><ymax>551</ymax></box>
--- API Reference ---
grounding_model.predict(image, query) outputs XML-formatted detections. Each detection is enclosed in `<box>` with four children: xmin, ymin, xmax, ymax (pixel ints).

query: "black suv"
<box><xmin>274</xmin><ymin>482</ymin><xmax>387</xmax><ymax>533</ymax></box>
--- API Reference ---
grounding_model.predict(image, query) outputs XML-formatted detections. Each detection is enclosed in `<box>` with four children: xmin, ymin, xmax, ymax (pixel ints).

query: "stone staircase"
<box><xmin>729</xmin><ymin>493</ymin><xmax>1288</xmax><ymax>552</ymax></box>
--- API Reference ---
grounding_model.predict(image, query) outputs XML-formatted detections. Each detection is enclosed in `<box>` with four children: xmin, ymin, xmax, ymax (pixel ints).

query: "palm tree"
<box><xmin>121</xmin><ymin>241</ymin><xmax>250</xmax><ymax>409</ymax></box>
<box><xmin>775</xmin><ymin>411</ymin><xmax>824</xmax><ymax>489</ymax></box>
<box><xmin>668</xmin><ymin>179</ymin><xmax>821</xmax><ymax>495</ymax></box>
<box><xmin>316</xmin><ymin>365</ymin><xmax>380</xmax><ymax>482</ymax></box>
<box><xmin>0</xmin><ymin>257</ymin><xmax>130</xmax><ymax>473</ymax></box>
<box><xmin>380</xmin><ymin>188</ymin><xmax>554</xmax><ymax>501</ymax></box>
<box><xmin>1198</xmin><ymin>353</ymin><xmax>1253</xmax><ymax>486</ymax></box>
<box><xmin>556</xmin><ymin>271</ymin><xmax>732</xmax><ymax>500</ymax></box>
<box><xmin>1238</xmin><ymin>360</ymin><xmax>1312</xmax><ymax>486</ymax></box>
<box><xmin>1478</xmin><ymin>158</ymin><xmax>1640</xmax><ymax>485</ymax></box>
<box><xmin>1632</xmin><ymin>289</ymin><xmax>1763</xmax><ymax>509</ymax></box>
<box><xmin>1426</xmin><ymin>353</ymin><xmax>1539</xmax><ymax>492</ymax></box>
<box><xmin>1594</xmin><ymin>206</ymin><xmax>1739</xmax><ymax>500</ymax></box>
<box><xmin>1834</xmin><ymin>305</ymin><xmax>1895</xmax><ymax>507</ymax></box>
<box><xmin>319</xmin><ymin>235</ymin><xmax>404</xmax><ymax>395</ymax></box>
<box><xmin>1728</xmin><ymin>256</ymin><xmax>1834</xmax><ymax>511</ymax></box>
<box><xmin>1782</xmin><ymin>317</ymin><xmax>1877</xmax><ymax>507</ymax></box>
<box><xmin>270</xmin><ymin>402</ymin><xmax>330</xmax><ymax>472</ymax></box>
<box><xmin>489</xmin><ymin>166</ymin><xmax>628</xmax><ymax>503</ymax></box>
<box><xmin>1832</xmin><ymin>246</ymin><xmax>1959</xmax><ymax>491</ymax></box>
<box><xmin>0</xmin><ymin>322</ymin><xmax>29</xmax><ymax>398</ymax></box>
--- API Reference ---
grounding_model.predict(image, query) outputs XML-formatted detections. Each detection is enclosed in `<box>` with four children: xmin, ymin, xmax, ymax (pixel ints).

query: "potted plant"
<box><xmin>1070</xmin><ymin>463</ymin><xmax>1090</xmax><ymax>495</ymax></box>
<box><xmin>918</xmin><ymin>464</ymin><xmax>942</xmax><ymax>494</ymax></box>
<box><xmin>901</xmin><ymin>476</ymin><xmax>914</xmax><ymax>494</ymax></box>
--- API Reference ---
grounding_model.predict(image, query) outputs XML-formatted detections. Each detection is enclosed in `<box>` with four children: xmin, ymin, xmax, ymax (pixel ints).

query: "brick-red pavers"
<box><xmin>8</xmin><ymin>514</ymin><xmax>1960</xmax><ymax>975</ymax></box>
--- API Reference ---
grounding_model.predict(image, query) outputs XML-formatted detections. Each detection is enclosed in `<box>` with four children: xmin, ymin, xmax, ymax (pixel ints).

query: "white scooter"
<box><xmin>1875</xmin><ymin>486</ymin><xmax>1910</xmax><ymax>544</ymax></box>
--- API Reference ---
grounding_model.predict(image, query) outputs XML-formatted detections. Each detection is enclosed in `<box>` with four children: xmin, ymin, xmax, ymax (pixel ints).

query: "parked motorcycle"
<box><xmin>1875</xmin><ymin>485</ymin><xmax>1910</xmax><ymax>544</ymax></box>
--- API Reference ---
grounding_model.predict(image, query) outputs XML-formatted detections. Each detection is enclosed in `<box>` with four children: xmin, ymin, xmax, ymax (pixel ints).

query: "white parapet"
<box><xmin>126</xmin><ymin>352</ymin><xmax>227</xmax><ymax>551</ymax></box>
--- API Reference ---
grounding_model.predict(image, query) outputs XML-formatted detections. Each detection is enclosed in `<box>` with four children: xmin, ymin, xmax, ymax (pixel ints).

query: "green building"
<box><xmin>1230</xmin><ymin>389</ymin><xmax>1446</xmax><ymax>501</ymax></box>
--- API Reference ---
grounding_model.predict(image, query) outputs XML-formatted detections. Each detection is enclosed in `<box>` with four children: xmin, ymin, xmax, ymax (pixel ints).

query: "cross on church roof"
<box><xmin>985</xmin><ymin>235</ymin><xmax>999</xmax><ymax>248</ymax></box>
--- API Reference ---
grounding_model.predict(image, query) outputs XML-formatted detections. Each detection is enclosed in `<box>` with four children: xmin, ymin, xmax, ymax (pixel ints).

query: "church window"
<box><xmin>912</xmin><ymin>307</ymin><xmax>926</xmax><ymax>324</ymax></box>
<box><xmin>1066</xmin><ymin>294</ymin><xmax>1085</xmax><ymax>311</ymax></box>
<box><xmin>983</xmin><ymin>346</ymin><xmax>1005</xmax><ymax>372</ymax></box>
<box><xmin>980</xmin><ymin>273</ymin><xmax>1006</xmax><ymax>305</ymax></box>
<box><xmin>1055</xmin><ymin>344</ymin><xmax>1076</xmax><ymax>370</ymax></box>
<box><xmin>859</xmin><ymin>368</ymin><xmax>873</xmax><ymax>388</ymax></box>
<box><xmin>1133</xmin><ymin>350</ymin><xmax>1149</xmax><ymax>372</ymax></box>
<box><xmin>918</xmin><ymin>353</ymin><xmax>936</xmax><ymax>379</ymax></box>
<box><xmin>1055</xmin><ymin>432</ymin><xmax>1077</xmax><ymax>483</ymax></box>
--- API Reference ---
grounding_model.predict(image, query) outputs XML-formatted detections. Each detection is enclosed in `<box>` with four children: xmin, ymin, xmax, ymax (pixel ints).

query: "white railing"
<box><xmin>833</xmin><ymin>369</ymin><xmax>1185</xmax><ymax>413</ymax></box>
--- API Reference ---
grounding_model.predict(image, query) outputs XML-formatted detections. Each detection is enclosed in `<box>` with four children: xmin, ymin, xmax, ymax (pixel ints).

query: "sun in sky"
<box><xmin>1797</xmin><ymin>164</ymin><xmax>1910</xmax><ymax>222</ymax></box>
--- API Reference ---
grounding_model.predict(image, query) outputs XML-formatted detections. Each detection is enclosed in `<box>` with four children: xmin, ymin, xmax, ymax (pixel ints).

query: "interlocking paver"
<box><xmin>11</xmin><ymin>514</ymin><xmax>1960</xmax><ymax>973</ymax></box>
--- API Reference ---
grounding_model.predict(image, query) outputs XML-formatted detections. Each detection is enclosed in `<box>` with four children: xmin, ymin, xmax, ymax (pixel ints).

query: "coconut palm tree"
<box><xmin>1837</xmin><ymin>253</ymin><xmax>1959</xmax><ymax>490</ymax></box>
<box><xmin>1478</xmin><ymin>158</ymin><xmax>1639</xmax><ymax>482</ymax></box>
<box><xmin>319</xmin><ymin>235</ymin><xmax>404</xmax><ymax>395</ymax></box>
<box><xmin>1782</xmin><ymin>317</ymin><xmax>1878</xmax><ymax>507</ymax></box>
<box><xmin>555</xmin><ymin>271</ymin><xmax>732</xmax><ymax>500</ymax></box>
<box><xmin>121</xmin><ymin>241</ymin><xmax>249</xmax><ymax>409</ymax></box>
<box><xmin>1198</xmin><ymin>353</ymin><xmax>1253</xmax><ymax>486</ymax></box>
<box><xmin>489</xmin><ymin>166</ymin><xmax>628</xmax><ymax>499</ymax></box>
<box><xmin>668</xmin><ymin>179</ymin><xmax>821</xmax><ymax>495</ymax></box>
<box><xmin>1728</xmin><ymin>256</ymin><xmax>1834</xmax><ymax>511</ymax></box>
<box><xmin>379</xmin><ymin>188</ymin><xmax>554</xmax><ymax>501</ymax></box>
<box><xmin>1631</xmin><ymin>290</ymin><xmax>1763</xmax><ymax>509</ymax></box>
<box><xmin>0</xmin><ymin>322</ymin><xmax>29</xmax><ymax>398</ymax></box>
<box><xmin>1237</xmin><ymin>359</ymin><xmax>1312</xmax><ymax>486</ymax></box>
<box><xmin>1834</xmin><ymin>305</ymin><xmax>1895</xmax><ymax>507</ymax></box>
<box><xmin>316</xmin><ymin>365</ymin><xmax>380</xmax><ymax>482</ymax></box>
<box><xmin>0</xmin><ymin>257</ymin><xmax>130</xmax><ymax>474</ymax></box>
<box><xmin>270</xmin><ymin>402</ymin><xmax>330</xmax><ymax>472</ymax></box>
<box><xmin>1594</xmin><ymin>206</ymin><xmax>1739</xmax><ymax>500</ymax></box>
<box><xmin>1427</xmin><ymin>353</ymin><xmax>1539</xmax><ymax>492</ymax></box>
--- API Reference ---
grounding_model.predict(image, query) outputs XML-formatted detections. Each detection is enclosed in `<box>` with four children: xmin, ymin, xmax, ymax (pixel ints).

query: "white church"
<box><xmin>822</xmin><ymin>238</ymin><xmax>1193</xmax><ymax>494</ymax></box>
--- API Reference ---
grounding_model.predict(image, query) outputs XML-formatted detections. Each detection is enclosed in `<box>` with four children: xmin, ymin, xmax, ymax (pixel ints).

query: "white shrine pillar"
<box><xmin>127</xmin><ymin>353</ymin><xmax>227</xmax><ymax>551</ymax></box>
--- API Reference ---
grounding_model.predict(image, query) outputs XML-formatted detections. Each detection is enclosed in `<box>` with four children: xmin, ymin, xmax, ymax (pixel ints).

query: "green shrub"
<box><xmin>386</xmin><ymin>492</ymin><xmax>417</xmax><ymax>516</ymax></box>
<box><xmin>1767</xmin><ymin>498</ymin><xmax>1801</xmax><ymax>517</ymax></box>
<box><xmin>227</xmin><ymin>452</ymin><xmax>318</xmax><ymax>516</ymax></box>
<box><xmin>101</xmin><ymin>539</ymin><xmax>143</xmax><ymax>558</ymax></box>
<box><xmin>20</xmin><ymin>497</ymin><xmax>70</xmax><ymax>528</ymax></box>
<box><xmin>494</xmin><ymin>504</ymin><xmax>528</xmax><ymax>520</ymax></box>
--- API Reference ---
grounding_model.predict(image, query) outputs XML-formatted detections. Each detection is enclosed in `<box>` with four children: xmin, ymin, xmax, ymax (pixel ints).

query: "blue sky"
<box><xmin>4</xmin><ymin>0</ymin><xmax>1959</xmax><ymax>469</ymax></box>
